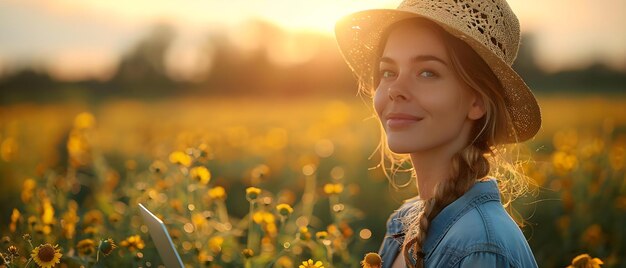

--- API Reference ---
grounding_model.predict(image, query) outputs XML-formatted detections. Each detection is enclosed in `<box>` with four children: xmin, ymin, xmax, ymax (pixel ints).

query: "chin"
<box><xmin>387</xmin><ymin>141</ymin><xmax>419</xmax><ymax>154</ymax></box>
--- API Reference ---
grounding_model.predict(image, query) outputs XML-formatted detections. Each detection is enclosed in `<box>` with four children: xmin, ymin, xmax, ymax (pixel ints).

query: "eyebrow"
<box><xmin>378</xmin><ymin>55</ymin><xmax>448</xmax><ymax>66</ymax></box>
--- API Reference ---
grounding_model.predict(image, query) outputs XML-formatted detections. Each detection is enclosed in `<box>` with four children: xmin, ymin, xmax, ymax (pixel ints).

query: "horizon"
<box><xmin>0</xmin><ymin>0</ymin><xmax>624</xmax><ymax>82</ymax></box>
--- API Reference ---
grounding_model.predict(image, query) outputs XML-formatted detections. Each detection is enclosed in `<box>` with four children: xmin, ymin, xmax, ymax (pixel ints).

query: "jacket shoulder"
<box><xmin>438</xmin><ymin>201</ymin><xmax>536</xmax><ymax>267</ymax></box>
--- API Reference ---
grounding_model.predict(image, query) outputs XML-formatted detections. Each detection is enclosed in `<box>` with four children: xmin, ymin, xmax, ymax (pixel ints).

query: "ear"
<box><xmin>468</xmin><ymin>92</ymin><xmax>486</xmax><ymax>120</ymax></box>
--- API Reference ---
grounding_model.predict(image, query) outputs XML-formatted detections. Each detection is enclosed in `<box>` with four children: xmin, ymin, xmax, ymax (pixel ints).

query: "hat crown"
<box><xmin>397</xmin><ymin>0</ymin><xmax>520</xmax><ymax>66</ymax></box>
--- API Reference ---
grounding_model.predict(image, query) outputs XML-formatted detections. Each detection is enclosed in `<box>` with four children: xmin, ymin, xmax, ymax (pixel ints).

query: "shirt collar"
<box><xmin>422</xmin><ymin>179</ymin><xmax>501</xmax><ymax>257</ymax></box>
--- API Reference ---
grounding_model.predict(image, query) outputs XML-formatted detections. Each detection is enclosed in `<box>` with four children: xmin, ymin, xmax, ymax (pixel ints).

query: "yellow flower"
<box><xmin>83</xmin><ymin>226</ymin><xmax>99</xmax><ymax>236</ymax></box>
<box><xmin>192</xmin><ymin>213</ymin><xmax>207</xmax><ymax>227</ymax></box>
<box><xmin>552</xmin><ymin>151</ymin><xmax>578</xmax><ymax>174</ymax></box>
<box><xmin>553</xmin><ymin>129</ymin><xmax>578</xmax><ymax>152</ymax></box>
<box><xmin>76</xmin><ymin>239</ymin><xmax>96</xmax><ymax>256</ymax></box>
<box><xmin>340</xmin><ymin>222</ymin><xmax>354</xmax><ymax>238</ymax></box>
<box><xmin>61</xmin><ymin>201</ymin><xmax>79</xmax><ymax>239</ymax></box>
<box><xmin>190</xmin><ymin>166</ymin><xmax>211</xmax><ymax>184</ymax></box>
<box><xmin>276</xmin><ymin>203</ymin><xmax>294</xmax><ymax>217</ymax></box>
<box><xmin>1</xmin><ymin>137</ymin><xmax>19</xmax><ymax>162</ymax></box>
<box><xmin>11</xmin><ymin>208</ymin><xmax>21</xmax><ymax>223</ymax></box>
<box><xmin>197</xmin><ymin>143</ymin><xmax>213</xmax><ymax>162</ymax></box>
<box><xmin>315</xmin><ymin>231</ymin><xmax>328</xmax><ymax>240</ymax></box>
<box><xmin>10</xmin><ymin>208</ymin><xmax>20</xmax><ymax>232</ymax></box>
<box><xmin>120</xmin><ymin>235</ymin><xmax>145</xmax><ymax>251</ymax></box>
<box><xmin>299</xmin><ymin>226</ymin><xmax>311</xmax><ymax>241</ymax></box>
<box><xmin>31</xmin><ymin>243</ymin><xmax>62</xmax><ymax>268</ymax></box>
<box><xmin>170</xmin><ymin>229</ymin><xmax>182</xmax><ymax>240</ymax></box>
<box><xmin>253</xmin><ymin>211</ymin><xmax>275</xmax><ymax>225</ymax></box>
<box><xmin>299</xmin><ymin>259</ymin><xmax>324</xmax><ymax>268</ymax></box>
<box><xmin>83</xmin><ymin>210</ymin><xmax>104</xmax><ymax>226</ymax></box>
<box><xmin>266</xmin><ymin>223</ymin><xmax>278</xmax><ymax>237</ymax></box>
<box><xmin>34</xmin><ymin>224</ymin><xmax>52</xmax><ymax>235</ymax></box>
<box><xmin>8</xmin><ymin>245</ymin><xmax>19</xmax><ymax>257</ymax></box>
<box><xmin>581</xmin><ymin>224</ymin><xmax>604</xmax><ymax>247</ymax></box>
<box><xmin>108</xmin><ymin>213</ymin><xmax>122</xmax><ymax>224</ymax></box>
<box><xmin>198</xmin><ymin>250</ymin><xmax>212</xmax><ymax>263</ymax></box>
<box><xmin>361</xmin><ymin>252</ymin><xmax>382</xmax><ymax>268</ymax></box>
<box><xmin>242</xmin><ymin>248</ymin><xmax>254</xmax><ymax>258</ymax></box>
<box><xmin>246</xmin><ymin>187</ymin><xmax>262</xmax><ymax>201</ymax></box>
<box><xmin>323</xmin><ymin>183</ymin><xmax>344</xmax><ymax>195</ymax></box>
<box><xmin>208</xmin><ymin>186</ymin><xmax>227</xmax><ymax>200</ymax></box>
<box><xmin>41</xmin><ymin>198</ymin><xmax>55</xmax><ymax>225</ymax></box>
<box><xmin>28</xmin><ymin>216</ymin><xmax>37</xmax><ymax>227</ymax></box>
<box><xmin>74</xmin><ymin>112</ymin><xmax>96</xmax><ymax>129</ymax></box>
<box><xmin>609</xmin><ymin>145</ymin><xmax>625</xmax><ymax>170</ymax></box>
<box><xmin>21</xmin><ymin>178</ymin><xmax>36</xmax><ymax>203</ymax></box>
<box><xmin>67</xmin><ymin>130</ymin><xmax>91</xmax><ymax>166</ymax></box>
<box><xmin>208</xmin><ymin>236</ymin><xmax>224</xmax><ymax>253</ymax></box>
<box><xmin>567</xmin><ymin>253</ymin><xmax>604</xmax><ymax>268</ymax></box>
<box><xmin>251</xmin><ymin>164</ymin><xmax>270</xmax><ymax>183</ymax></box>
<box><xmin>149</xmin><ymin>160</ymin><xmax>168</xmax><ymax>174</ymax></box>
<box><xmin>276</xmin><ymin>256</ymin><xmax>293</xmax><ymax>268</ymax></box>
<box><xmin>169</xmin><ymin>151</ymin><xmax>192</xmax><ymax>167</ymax></box>
<box><xmin>125</xmin><ymin>159</ymin><xmax>137</xmax><ymax>170</ymax></box>
<box><xmin>100</xmin><ymin>238</ymin><xmax>117</xmax><ymax>256</ymax></box>
<box><xmin>170</xmin><ymin>199</ymin><xmax>183</xmax><ymax>213</ymax></box>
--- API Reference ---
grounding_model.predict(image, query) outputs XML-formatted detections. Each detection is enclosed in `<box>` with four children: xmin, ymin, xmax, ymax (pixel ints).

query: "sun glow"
<box><xmin>1</xmin><ymin>0</ymin><xmax>623</xmax><ymax>81</ymax></box>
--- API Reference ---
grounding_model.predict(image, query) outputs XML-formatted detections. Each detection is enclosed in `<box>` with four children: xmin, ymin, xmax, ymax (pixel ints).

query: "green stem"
<box><xmin>0</xmin><ymin>254</ymin><xmax>8</xmax><ymax>267</ymax></box>
<box><xmin>302</xmin><ymin>174</ymin><xmax>317</xmax><ymax>222</ymax></box>
<box><xmin>183</xmin><ymin>167</ymin><xmax>193</xmax><ymax>220</ymax></box>
<box><xmin>265</xmin><ymin>238</ymin><xmax>299</xmax><ymax>268</ymax></box>
<box><xmin>24</xmin><ymin>257</ymin><xmax>32</xmax><ymax>268</ymax></box>
<box><xmin>247</xmin><ymin>201</ymin><xmax>255</xmax><ymax>251</ymax></box>
<box><xmin>329</xmin><ymin>195</ymin><xmax>342</xmax><ymax>225</ymax></box>
<box><xmin>276</xmin><ymin>216</ymin><xmax>286</xmax><ymax>251</ymax></box>
<box><xmin>325</xmin><ymin>243</ymin><xmax>334</xmax><ymax>267</ymax></box>
<box><xmin>96</xmin><ymin>239</ymin><xmax>102</xmax><ymax>262</ymax></box>
<box><xmin>217</xmin><ymin>200</ymin><xmax>230</xmax><ymax>224</ymax></box>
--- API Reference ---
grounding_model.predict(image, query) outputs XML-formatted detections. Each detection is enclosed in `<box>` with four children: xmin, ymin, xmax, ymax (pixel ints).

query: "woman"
<box><xmin>335</xmin><ymin>0</ymin><xmax>541</xmax><ymax>267</ymax></box>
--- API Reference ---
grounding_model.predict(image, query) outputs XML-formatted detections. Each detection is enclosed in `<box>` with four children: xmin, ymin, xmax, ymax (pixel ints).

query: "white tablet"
<box><xmin>138</xmin><ymin>203</ymin><xmax>184</xmax><ymax>268</ymax></box>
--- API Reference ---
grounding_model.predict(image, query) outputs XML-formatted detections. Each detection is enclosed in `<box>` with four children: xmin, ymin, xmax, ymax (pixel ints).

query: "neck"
<box><xmin>409</xmin><ymin>150</ymin><xmax>453</xmax><ymax>200</ymax></box>
<box><xmin>410</xmin><ymin>122</ymin><xmax>474</xmax><ymax>200</ymax></box>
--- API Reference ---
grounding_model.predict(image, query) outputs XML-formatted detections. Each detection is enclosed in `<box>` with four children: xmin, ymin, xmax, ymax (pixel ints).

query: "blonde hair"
<box><xmin>359</xmin><ymin>18</ymin><xmax>534</xmax><ymax>268</ymax></box>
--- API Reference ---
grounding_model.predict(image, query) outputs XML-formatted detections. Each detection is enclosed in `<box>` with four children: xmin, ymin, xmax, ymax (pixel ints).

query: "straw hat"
<box><xmin>335</xmin><ymin>0</ymin><xmax>541</xmax><ymax>143</ymax></box>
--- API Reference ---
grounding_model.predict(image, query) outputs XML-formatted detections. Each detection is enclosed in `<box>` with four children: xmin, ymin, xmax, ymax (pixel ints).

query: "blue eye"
<box><xmin>380</xmin><ymin>70</ymin><xmax>396</xmax><ymax>78</ymax></box>
<box><xmin>419</xmin><ymin>70</ymin><xmax>437</xmax><ymax>78</ymax></box>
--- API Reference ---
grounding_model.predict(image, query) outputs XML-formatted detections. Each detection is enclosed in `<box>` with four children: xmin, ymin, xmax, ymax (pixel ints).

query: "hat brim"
<box><xmin>335</xmin><ymin>9</ymin><xmax>541</xmax><ymax>144</ymax></box>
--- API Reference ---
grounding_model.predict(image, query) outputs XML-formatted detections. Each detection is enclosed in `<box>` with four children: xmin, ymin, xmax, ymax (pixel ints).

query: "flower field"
<box><xmin>0</xmin><ymin>94</ymin><xmax>624</xmax><ymax>267</ymax></box>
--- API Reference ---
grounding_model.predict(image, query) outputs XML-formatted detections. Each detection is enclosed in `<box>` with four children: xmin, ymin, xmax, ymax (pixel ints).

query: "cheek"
<box><xmin>423</xmin><ymin>85</ymin><xmax>466</xmax><ymax>117</ymax></box>
<box><xmin>373</xmin><ymin>89</ymin><xmax>386</xmax><ymax>119</ymax></box>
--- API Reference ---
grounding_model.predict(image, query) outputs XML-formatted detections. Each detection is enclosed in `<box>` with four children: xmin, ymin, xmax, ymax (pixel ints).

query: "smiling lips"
<box><xmin>385</xmin><ymin>112</ymin><xmax>423</xmax><ymax>128</ymax></box>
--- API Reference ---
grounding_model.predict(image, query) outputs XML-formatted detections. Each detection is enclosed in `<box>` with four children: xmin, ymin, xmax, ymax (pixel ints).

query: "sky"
<box><xmin>0</xmin><ymin>0</ymin><xmax>624</xmax><ymax>81</ymax></box>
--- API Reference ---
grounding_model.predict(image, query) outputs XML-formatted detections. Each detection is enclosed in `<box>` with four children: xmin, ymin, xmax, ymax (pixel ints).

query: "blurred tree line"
<box><xmin>0</xmin><ymin>20</ymin><xmax>624</xmax><ymax>104</ymax></box>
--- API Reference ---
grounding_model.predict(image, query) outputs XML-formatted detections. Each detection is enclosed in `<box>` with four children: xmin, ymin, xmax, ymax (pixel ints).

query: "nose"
<box><xmin>387</xmin><ymin>74</ymin><xmax>411</xmax><ymax>101</ymax></box>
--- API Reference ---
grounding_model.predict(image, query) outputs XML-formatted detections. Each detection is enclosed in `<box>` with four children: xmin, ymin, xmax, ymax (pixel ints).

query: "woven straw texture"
<box><xmin>335</xmin><ymin>0</ymin><xmax>541</xmax><ymax>143</ymax></box>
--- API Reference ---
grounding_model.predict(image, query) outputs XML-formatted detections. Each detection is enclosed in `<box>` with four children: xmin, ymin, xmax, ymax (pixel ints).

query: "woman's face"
<box><xmin>374</xmin><ymin>22</ymin><xmax>485</xmax><ymax>154</ymax></box>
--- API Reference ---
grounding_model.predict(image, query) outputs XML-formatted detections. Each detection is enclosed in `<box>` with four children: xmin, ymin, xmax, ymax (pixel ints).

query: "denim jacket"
<box><xmin>377</xmin><ymin>179</ymin><xmax>538</xmax><ymax>268</ymax></box>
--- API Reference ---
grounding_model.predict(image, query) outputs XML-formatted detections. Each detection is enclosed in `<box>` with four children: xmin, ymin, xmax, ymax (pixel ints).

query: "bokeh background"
<box><xmin>1</xmin><ymin>0</ymin><xmax>625</xmax><ymax>267</ymax></box>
